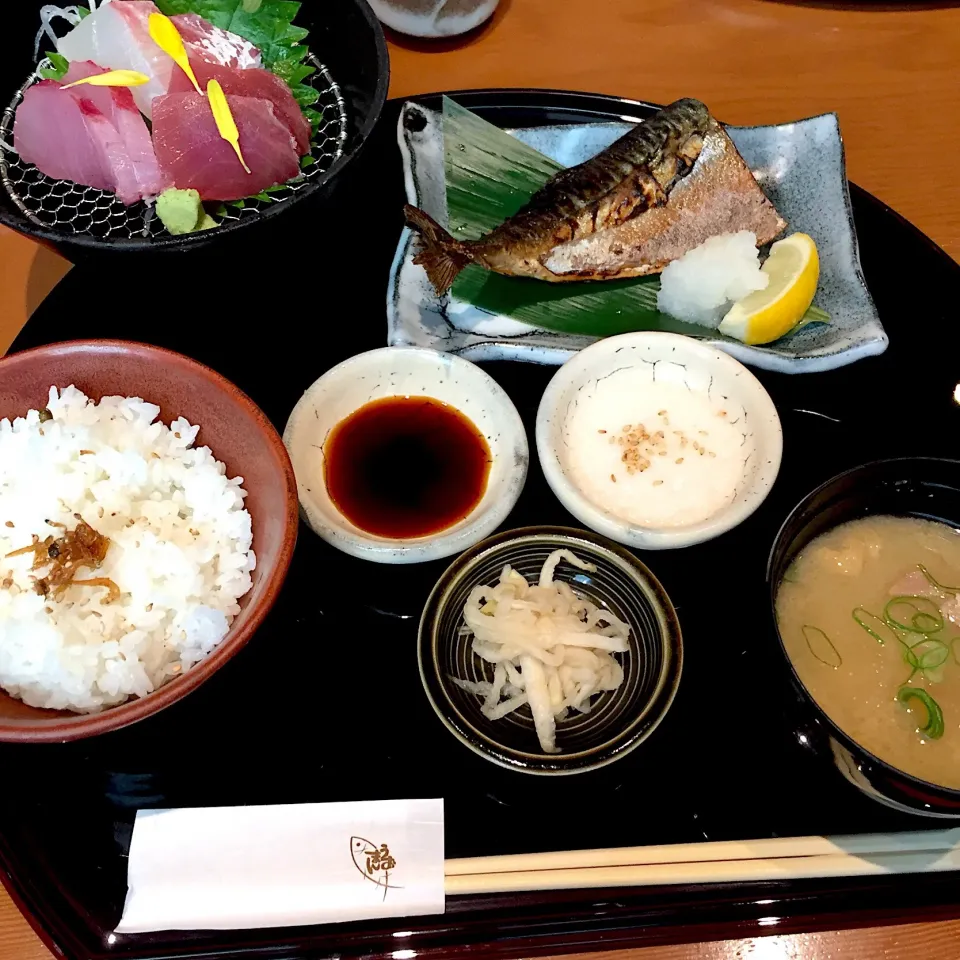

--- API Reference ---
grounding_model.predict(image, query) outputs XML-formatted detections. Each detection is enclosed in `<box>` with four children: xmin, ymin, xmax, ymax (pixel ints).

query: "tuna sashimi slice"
<box><xmin>153</xmin><ymin>92</ymin><xmax>301</xmax><ymax>201</ymax></box>
<box><xmin>170</xmin><ymin>14</ymin><xmax>262</xmax><ymax>70</ymax></box>
<box><xmin>170</xmin><ymin>60</ymin><xmax>310</xmax><ymax>155</ymax></box>
<box><xmin>58</xmin><ymin>1</ymin><xmax>261</xmax><ymax>120</ymax></box>
<box><xmin>13</xmin><ymin>81</ymin><xmax>115</xmax><ymax>193</ymax></box>
<box><xmin>60</xmin><ymin>62</ymin><xmax>168</xmax><ymax>200</ymax></box>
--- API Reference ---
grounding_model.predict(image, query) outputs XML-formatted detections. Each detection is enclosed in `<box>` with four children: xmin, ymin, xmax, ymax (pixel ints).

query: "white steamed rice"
<box><xmin>656</xmin><ymin>230</ymin><xmax>769</xmax><ymax>327</ymax></box>
<box><xmin>0</xmin><ymin>386</ymin><xmax>255</xmax><ymax>713</ymax></box>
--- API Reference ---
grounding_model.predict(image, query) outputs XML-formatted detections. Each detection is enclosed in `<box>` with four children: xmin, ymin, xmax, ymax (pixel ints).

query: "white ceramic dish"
<box><xmin>283</xmin><ymin>347</ymin><xmax>528</xmax><ymax>564</ymax></box>
<box><xmin>536</xmin><ymin>332</ymin><xmax>782</xmax><ymax>550</ymax></box>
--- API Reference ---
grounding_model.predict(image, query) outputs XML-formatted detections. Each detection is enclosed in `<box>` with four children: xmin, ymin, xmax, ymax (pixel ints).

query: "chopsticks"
<box><xmin>443</xmin><ymin>829</ymin><xmax>960</xmax><ymax>895</ymax></box>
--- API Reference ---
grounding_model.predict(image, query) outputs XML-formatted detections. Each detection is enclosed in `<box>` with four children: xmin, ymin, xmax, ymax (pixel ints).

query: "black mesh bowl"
<box><xmin>419</xmin><ymin>526</ymin><xmax>683</xmax><ymax>775</ymax></box>
<box><xmin>0</xmin><ymin>0</ymin><xmax>388</xmax><ymax>256</ymax></box>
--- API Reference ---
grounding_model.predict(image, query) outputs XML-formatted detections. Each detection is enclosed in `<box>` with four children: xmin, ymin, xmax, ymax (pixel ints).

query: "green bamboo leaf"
<box><xmin>443</xmin><ymin>97</ymin><xmax>830</xmax><ymax>341</ymax></box>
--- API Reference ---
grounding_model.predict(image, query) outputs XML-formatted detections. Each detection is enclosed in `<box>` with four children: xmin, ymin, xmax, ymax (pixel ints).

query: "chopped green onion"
<box><xmin>918</xmin><ymin>564</ymin><xmax>960</xmax><ymax>594</ymax></box>
<box><xmin>803</xmin><ymin>624</ymin><xmax>842</xmax><ymax>668</ymax></box>
<box><xmin>897</xmin><ymin>687</ymin><xmax>945</xmax><ymax>739</ymax></box>
<box><xmin>884</xmin><ymin>596</ymin><xmax>943</xmax><ymax>635</ymax></box>
<box><xmin>911</xmin><ymin>638</ymin><xmax>951</xmax><ymax>671</ymax></box>
<box><xmin>852</xmin><ymin>607</ymin><xmax>895</xmax><ymax>645</ymax></box>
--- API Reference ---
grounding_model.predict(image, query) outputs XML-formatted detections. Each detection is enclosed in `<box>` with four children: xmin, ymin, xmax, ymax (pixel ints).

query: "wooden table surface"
<box><xmin>2</xmin><ymin>0</ymin><xmax>960</xmax><ymax>955</ymax></box>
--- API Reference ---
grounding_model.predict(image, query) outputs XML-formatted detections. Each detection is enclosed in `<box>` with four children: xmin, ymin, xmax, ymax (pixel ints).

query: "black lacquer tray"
<box><xmin>2</xmin><ymin>90</ymin><xmax>960</xmax><ymax>960</ymax></box>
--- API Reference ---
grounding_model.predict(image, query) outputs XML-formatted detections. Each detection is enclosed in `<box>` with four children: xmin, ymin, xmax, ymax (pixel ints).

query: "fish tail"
<box><xmin>404</xmin><ymin>204</ymin><xmax>472</xmax><ymax>295</ymax></box>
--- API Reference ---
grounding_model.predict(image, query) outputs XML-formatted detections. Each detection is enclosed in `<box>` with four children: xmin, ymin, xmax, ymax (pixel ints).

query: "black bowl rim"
<box><xmin>418</xmin><ymin>525</ymin><xmax>684</xmax><ymax>776</ymax></box>
<box><xmin>0</xmin><ymin>0</ymin><xmax>390</xmax><ymax>251</ymax></box>
<box><xmin>766</xmin><ymin>455</ymin><xmax>960</xmax><ymax>800</ymax></box>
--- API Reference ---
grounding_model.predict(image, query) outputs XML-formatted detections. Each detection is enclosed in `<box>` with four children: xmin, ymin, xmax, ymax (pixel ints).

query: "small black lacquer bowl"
<box><xmin>419</xmin><ymin>526</ymin><xmax>683</xmax><ymax>775</ymax></box>
<box><xmin>768</xmin><ymin>457</ymin><xmax>960</xmax><ymax>818</ymax></box>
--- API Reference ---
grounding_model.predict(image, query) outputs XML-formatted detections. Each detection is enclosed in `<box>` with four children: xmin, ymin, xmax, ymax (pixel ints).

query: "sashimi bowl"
<box><xmin>0</xmin><ymin>340</ymin><xmax>298</xmax><ymax>741</ymax></box>
<box><xmin>0</xmin><ymin>0</ymin><xmax>388</xmax><ymax>256</ymax></box>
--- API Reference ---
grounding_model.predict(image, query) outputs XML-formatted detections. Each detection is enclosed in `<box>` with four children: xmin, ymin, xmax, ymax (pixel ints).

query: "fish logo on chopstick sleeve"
<box><xmin>350</xmin><ymin>836</ymin><xmax>403</xmax><ymax>901</ymax></box>
<box><xmin>206</xmin><ymin>79</ymin><xmax>251</xmax><ymax>174</ymax></box>
<box><xmin>148</xmin><ymin>12</ymin><xmax>203</xmax><ymax>94</ymax></box>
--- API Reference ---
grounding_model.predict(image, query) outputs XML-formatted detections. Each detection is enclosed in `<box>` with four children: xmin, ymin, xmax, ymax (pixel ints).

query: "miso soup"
<box><xmin>777</xmin><ymin>515</ymin><xmax>960</xmax><ymax>789</ymax></box>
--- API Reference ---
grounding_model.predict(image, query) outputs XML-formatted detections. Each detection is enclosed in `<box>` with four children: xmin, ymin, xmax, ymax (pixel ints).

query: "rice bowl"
<box><xmin>0</xmin><ymin>339</ymin><xmax>298</xmax><ymax>741</ymax></box>
<box><xmin>0</xmin><ymin>386</ymin><xmax>255</xmax><ymax>713</ymax></box>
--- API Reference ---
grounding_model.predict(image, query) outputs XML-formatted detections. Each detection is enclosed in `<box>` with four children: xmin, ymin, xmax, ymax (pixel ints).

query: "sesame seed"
<box><xmin>676</xmin><ymin>457</ymin><xmax>684</xmax><ymax>464</ymax></box>
<box><xmin>653</xmin><ymin>479</ymin><xmax>664</xmax><ymax>486</ymax></box>
<box><xmin>610</xmin><ymin>474</ymin><xmax>617</xmax><ymax>483</ymax></box>
<box><xmin>598</xmin><ymin>429</ymin><xmax>607</xmax><ymax>434</ymax></box>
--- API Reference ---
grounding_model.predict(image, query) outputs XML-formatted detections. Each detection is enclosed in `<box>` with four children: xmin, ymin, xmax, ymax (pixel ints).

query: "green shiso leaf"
<box><xmin>77</xmin><ymin>5</ymin><xmax>91</xmax><ymax>18</ymax></box>
<box><xmin>303</xmin><ymin>107</ymin><xmax>324</xmax><ymax>137</ymax></box>
<box><xmin>443</xmin><ymin>96</ymin><xmax>830</xmax><ymax>340</ymax></box>
<box><xmin>154</xmin><ymin>0</ymin><xmax>319</xmax><ymax>107</ymax></box>
<box><xmin>39</xmin><ymin>51</ymin><xmax>70</xmax><ymax>81</ymax></box>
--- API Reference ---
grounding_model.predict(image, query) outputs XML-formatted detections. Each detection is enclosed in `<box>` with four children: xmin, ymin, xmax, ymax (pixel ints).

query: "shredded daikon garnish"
<box><xmin>458</xmin><ymin>549</ymin><xmax>629</xmax><ymax>754</ymax></box>
<box><xmin>35</xmin><ymin>5</ymin><xmax>86</xmax><ymax>60</ymax></box>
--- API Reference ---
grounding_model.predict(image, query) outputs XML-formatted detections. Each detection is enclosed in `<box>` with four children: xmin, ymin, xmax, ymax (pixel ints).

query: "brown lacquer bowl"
<box><xmin>0</xmin><ymin>340</ymin><xmax>298</xmax><ymax>742</ymax></box>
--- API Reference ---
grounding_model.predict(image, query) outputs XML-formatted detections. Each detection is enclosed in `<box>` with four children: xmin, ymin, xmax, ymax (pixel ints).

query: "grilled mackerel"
<box><xmin>404</xmin><ymin>98</ymin><xmax>786</xmax><ymax>295</ymax></box>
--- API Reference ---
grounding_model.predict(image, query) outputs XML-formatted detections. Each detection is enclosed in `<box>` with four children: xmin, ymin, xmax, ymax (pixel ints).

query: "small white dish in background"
<box><xmin>536</xmin><ymin>332</ymin><xmax>782</xmax><ymax>550</ymax></box>
<box><xmin>284</xmin><ymin>347</ymin><xmax>528</xmax><ymax>564</ymax></box>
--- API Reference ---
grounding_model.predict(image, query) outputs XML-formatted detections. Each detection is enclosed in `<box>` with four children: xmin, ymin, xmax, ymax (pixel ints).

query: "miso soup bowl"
<box><xmin>768</xmin><ymin>457</ymin><xmax>960</xmax><ymax>818</ymax></box>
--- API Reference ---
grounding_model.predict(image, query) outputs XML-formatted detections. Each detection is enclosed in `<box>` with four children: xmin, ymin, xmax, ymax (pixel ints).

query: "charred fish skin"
<box><xmin>404</xmin><ymin>98</ymin><xmax>784</xmax><ymax>295</ymax></box>
<box><xmin>543</xmin><ymin>120</ymin><xmax>788</xmax><ymax>280</ymax></box>
<box><xmin>481</xmin><ymin>97</ymin><xmax>710</xmax><ymax>256</ymax></box>
<box><xmin>405</xmin><ymin>98</ymin><xmax>712</xmax><ymax>294</ymax></box>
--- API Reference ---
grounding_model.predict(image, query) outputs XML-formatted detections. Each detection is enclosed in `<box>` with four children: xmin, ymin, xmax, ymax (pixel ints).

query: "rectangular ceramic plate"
<box><xmin>388</xmin><ymin>100</ymin><xmax>887</xmax><ymax>374</ymax></box>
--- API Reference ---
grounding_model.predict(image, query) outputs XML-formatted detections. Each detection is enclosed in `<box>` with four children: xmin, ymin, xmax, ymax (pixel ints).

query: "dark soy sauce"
<box><xmin>323</xmin><ymin>396</ymin><xmax>491</xmax><ymax>539</ymax></box>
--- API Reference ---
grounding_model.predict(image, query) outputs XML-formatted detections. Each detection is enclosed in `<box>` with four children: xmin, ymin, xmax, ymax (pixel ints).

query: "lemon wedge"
<box><xmin>718</xmin><ymin>233</ymin><xmax>820</xmax><ymax>345</ymax></box>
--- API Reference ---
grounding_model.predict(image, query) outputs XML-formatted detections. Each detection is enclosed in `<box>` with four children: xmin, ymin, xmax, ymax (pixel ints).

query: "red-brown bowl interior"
<box><xmin>0</xmin><ymin>340</ymin><xmax>298</xmax><ymax>742</ymax></box>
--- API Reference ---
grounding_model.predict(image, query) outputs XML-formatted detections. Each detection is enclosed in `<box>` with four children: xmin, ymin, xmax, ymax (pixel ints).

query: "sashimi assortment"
<box><xmin>13</xmin><ymin>0</ymin><xmax>317</xmax><ymax>233</ymax></box>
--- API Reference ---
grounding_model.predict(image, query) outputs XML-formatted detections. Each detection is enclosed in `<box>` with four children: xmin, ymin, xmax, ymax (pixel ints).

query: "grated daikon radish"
<box><xmin>457</xmin><ymin>549</ymin><xmax>630</xmax><ymax>754</ymax></box>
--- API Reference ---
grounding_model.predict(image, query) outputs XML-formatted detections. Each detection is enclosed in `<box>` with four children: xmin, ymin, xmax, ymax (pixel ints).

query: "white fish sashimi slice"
<box><xmin>57</xmin><ymin>2</ymin><xmax>263</xmax><ymax>120</ymax></box>
<box><xmin>57</xmin><ymin>0</ymin><xmax>172</xmax><ymax>119</ymax></box>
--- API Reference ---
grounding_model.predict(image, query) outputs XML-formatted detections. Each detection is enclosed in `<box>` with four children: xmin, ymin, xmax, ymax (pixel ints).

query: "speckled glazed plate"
<box><xmin>387</xmin><ymin>98</ymin><xmax>887</xmax><ymax>374</ymax></box>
